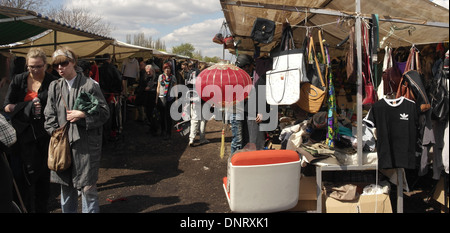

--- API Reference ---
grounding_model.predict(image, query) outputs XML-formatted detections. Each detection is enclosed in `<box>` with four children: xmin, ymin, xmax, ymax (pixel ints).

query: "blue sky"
<box><xmin>48</xmin><ymin>0</ymin><xmax>448</xmax><ymax>59</ymax></box>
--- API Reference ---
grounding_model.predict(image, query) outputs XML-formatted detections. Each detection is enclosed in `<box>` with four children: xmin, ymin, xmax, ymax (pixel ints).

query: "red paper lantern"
<box><xmin>195</xmin><ymin>63</ymin><xmax>253</xmax><ymax>107</ymax></box>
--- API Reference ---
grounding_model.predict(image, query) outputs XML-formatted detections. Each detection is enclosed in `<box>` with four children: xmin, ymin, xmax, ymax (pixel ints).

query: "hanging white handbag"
<box><xmin>266</xmin><ymin>25</ymin><xmax>306</xmax><ymax>105</ymax></box>
<box><xmin>266</xmin><ymin>62</ymin><xmax>305</xmax><ymax>105</ymax></box>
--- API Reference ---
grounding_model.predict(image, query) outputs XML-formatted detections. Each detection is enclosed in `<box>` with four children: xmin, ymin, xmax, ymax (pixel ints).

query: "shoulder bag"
<box><xmin>251</xmin><ymin>18</ymin><xmax>276</xmax><ymax>44</ymax></box>
<box><xmin>297</xmin><ymin>31</ymin><xmax>327</xmax><ymax>114</ymax></box>
<box><xmin>396</xmin><ymin>47</ymin><xmax>431</xmax><ymax>113</ymax></box>
<box><xmin>266</xmin><ymin>24</ymin><xmax>305</xmax><ymax>105</ymax></box>
<box><xmin>361</xmin><ymin>21</ymin><xmax>378</xmax><ymax>107</ymax></box>
<box><xmin>305</xmin><ymin>30</ymin><xmax>328</xmax><ymax>88</ymax></box>
<box><xmin>430</xmin><ymin>62</ymin><xmax>449</xmax><ymax>122</ymax></box>
<box><xmin>345</xmin><ymin>26</ymin><xmax>357</xmax><ymax>83</ymax></box>
<box><xmin>213</xmin><ymin>22</ymin><xmax>226</xmax><ymax>45</ymax></box>
<box><xmin>48</xmin><ymin>91</ymin><xmax>72</xmax><ymax>172</ymax></box>
<box><xmin>222</xmin><ymin>23</ymin><xmax>235</xmax><ymax>49</ymax></box>
<box><xmin>382</xmin><ymin>47</ymin><xmax>402</xmax><ymax>95</ymax></box>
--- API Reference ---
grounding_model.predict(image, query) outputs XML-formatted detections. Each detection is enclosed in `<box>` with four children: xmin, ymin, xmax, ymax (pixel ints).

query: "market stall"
<box><xmin>220</xmin><ymin>0</ymin><xmax>449</xmax><ymax>213</ymax></box>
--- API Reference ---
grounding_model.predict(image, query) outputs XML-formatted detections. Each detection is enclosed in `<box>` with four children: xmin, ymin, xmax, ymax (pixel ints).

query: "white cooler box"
<box><xmin>223</xmin><ymin>150</ymin><xmax>301</xmax><ymax>213</ymax></box>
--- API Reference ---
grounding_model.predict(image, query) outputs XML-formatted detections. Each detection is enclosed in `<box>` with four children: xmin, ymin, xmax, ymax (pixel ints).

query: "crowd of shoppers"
<box><xmin>0</xmin><ymin>46</ymin><xmax>215</xmax><ymax>213</ymax></box>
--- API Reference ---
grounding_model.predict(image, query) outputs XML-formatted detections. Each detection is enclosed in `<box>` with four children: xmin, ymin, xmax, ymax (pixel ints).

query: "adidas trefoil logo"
<box><xmin>400</xmin><ymin>113</ymin><xmax>409</xmax><ymax>121</ymax></box>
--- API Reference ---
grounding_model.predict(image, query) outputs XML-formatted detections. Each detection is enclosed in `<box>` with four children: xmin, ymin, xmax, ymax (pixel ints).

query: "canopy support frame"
<box><xmin>220</xmin><ymin>0</ymin><xmax>449</xmax><ymax>28</ymax></box>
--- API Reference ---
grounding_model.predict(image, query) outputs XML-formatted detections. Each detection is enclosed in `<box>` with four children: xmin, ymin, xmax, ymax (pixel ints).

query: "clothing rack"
<box><xmin>314</xmin><ymin>0</ymin><xmax>404</xmax><ymax>213</ymax></box>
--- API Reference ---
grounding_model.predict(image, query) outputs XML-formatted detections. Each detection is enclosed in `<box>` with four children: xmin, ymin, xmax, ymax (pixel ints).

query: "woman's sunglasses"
<box><xmin>53</xmin><ymin>61</ymin><xmax>70</xmax><ymax>69</ymax></box>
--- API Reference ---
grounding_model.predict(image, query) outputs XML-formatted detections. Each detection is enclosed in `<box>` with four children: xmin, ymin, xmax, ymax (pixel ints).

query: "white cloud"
<box><xmin>163</xmin><ymin>18</ymin><xmax>226</xmax><ymax>58</ymax></box>
<box><xmin>67</xmin><ymin>0</ymin><xmax>221</xmax><ymax>25</ymax></box>
<box><xmin>63</xmin><ymin>0</ymin><xmax>225</xmax><ymax>57</ymax></box>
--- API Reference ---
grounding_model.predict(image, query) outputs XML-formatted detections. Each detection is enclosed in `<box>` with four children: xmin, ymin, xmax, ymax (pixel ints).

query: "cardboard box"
<box><xmin>299</xmin><ymin>176</ymin><xmax>318</xmax><ymax>200</ymax></box>
<box><xmin>325</xmin><ymin>194</ymin><xmax>393</xmax><ymax>213</ymax></box>
<box><xmin>288</xmin><ymin>176</ymin><xmax>324</xmax><ymax>212</ymax></box>
<box><xmin>271</xmin><ymin>143</ymin><xmax>282</xmax><ymax>150</ymax></box>
<box><xmin>325</xmin><ymin>197</ymin><xmax>359</xmax><ymax>213</ymax></box>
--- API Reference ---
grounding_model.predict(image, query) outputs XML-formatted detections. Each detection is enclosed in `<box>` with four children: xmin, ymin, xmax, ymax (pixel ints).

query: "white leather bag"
<box><xmin>266</xmin><ymin>60</ymin><xmax>304</xmax><ymax>105</ymax></box>
<box><xmin>266</xmin><ymin>25</ymin><xmax>306</xmax><ymax>105</ymax></box>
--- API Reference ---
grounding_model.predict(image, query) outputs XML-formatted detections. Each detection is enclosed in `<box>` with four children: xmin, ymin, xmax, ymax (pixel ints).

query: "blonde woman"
<box><xmin>3</xmin><ymin>48</ymin><xmax>58</xmax><ymax>212</ymax></box>
<box><xmin>44</xmin><ymin>47</ymin><xmax>110</xmax><ymax>213</ymax></box>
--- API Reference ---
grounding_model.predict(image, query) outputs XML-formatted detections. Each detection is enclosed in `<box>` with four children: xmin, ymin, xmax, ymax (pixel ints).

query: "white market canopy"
<box><xmin>0</xmin><ymin>6</ymin><xmax>183</xmax><ymax>61</ymax></box>
<box><xmin>220</xmin><ymin>0</ymin><xmax>449</xmax><ymax>55</ymax></box>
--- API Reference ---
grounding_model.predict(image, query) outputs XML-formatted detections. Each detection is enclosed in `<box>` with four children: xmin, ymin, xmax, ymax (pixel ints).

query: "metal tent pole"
<box><xmin>355</xmin><ymin>0</ymin><xmax>363</xmax><ymax>168</ymax></box>
<box><xmin>53</xmin><ymin>30</ymin><xmax>57</xmax><ymax>51</ymax></box>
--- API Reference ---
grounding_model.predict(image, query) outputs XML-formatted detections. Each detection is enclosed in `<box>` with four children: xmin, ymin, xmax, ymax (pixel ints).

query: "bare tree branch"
<box><xmin>126</xmin><ymin>32</ymin><xmax>166</xmax><ymax>51</ymax></box>
<box><xmin>46</xmin><ymin>6</ymin><xmax>114</xmax><ymax>36</ymax></box>
<box><xmin>1</xmin><ymin>1</ymin><xmax>114</xmax><ymax>36</ymax></box>
<box><xmin>1</xmin><ymin>0</ymin><xmax>48</xmax><ymax>12</ymax></box>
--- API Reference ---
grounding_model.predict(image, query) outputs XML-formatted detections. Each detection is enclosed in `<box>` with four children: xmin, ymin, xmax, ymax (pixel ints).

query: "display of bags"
<box><xmin>213</xmin><ymin>33</ymin><xmax>224</xmax><ymax>45</ymax></box>
<box><xmin>396</xmin><ymin>75</ymin><xmax>416</xmax><ymax>101</ymax></box>
<box><xmin>250</xmin><ymin>18</ymin><xmax>276</xmax><ymax>44</ymax></box>
<box><xmin>213</xmin><ymin>21</ymin><xmax>226</xmax><ymax>45</ymax></box>
<box><xmin>266</xmin><ymin>24</ymin><xmax>305</xmax><ymax>105</ymax></box>
<box><xmin>305</xmin><ymin>30</ymin><xmax>328</xmax><ymax>88</ymax></box>
<box><xmin>404</xmin><ymin>46</ymin><xmax>421</xmax><ymax>74</ymax></box>
<box><xmin>223</xmin><ymin>36</ymin><xmax>235</xmax><ymax>49</ymax></box>
<box><xmin>382</xmin><ymin>47</ymin><xmax>402</xmax><ymax>95</ymax></box>
<box><xmin>345</xmin><ymin>26</ymin><xmax>357</xmax><ymax>83</ymax></box>
<box><xmin>361</xmin><ymin>21</ymin><xmax>378</xmax><ymax>107</ymax></box>
<box><xmin>362</xmin><ymin>73</ymin><xmax>378</xmax><ymax>106</ymax></box>
<box><xmin>397</xmin><ymin>70</ymin><xmax>431</xmax><ymax>113</ymax></box>
<box><xmin>214</xmin><ymin>21</ymin><xmax>235</xmax><ymax>49</ymax></box>
<box><xmin>396</xmin><ymin>47</ymin><xmax>431</xmax><ymax>113</ymax></box>
<box><xmin>297</xmin><ymin>31</ymin><xmax>327</xmax><ymax>114</ymax></box>
<box><xmin>270</xmin><ymin>23</ymin><xmax>306</xmax><ymax>74</ymax></box>
<box><xmin>396</xmin><ymin>47</ymin><xmax>420</xmax><ymax>101</ymax></box>
<box><xmin>48</xmin><ymin>122</ymin><xmax>71</xmax><ymax>172</ymax></box>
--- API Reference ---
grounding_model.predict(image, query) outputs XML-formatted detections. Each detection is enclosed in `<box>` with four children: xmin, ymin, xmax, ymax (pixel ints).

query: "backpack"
<box><xmin>251</xmin><ymin>18</ymin><xmax>276</xmax><ymax>44</ymax></box>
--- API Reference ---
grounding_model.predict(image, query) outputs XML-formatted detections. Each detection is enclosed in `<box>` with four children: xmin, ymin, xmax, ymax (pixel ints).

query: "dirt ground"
<box><xmin>48</xmin><ymin>116</ymin><xmax>231</xmax><ymax>213</ymax></box>
<box><xmin>47</xmin><ymin>113</ymin><xmax>446</xmax><ymax>214</ymax></box>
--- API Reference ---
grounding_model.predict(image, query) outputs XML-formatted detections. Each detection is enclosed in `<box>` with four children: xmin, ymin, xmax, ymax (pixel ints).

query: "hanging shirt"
<box><xmin>122</xmin><ymin>57</ymin><xmax>140</xmax><ymax>79</ymax></box>
<box><xmin>363</xmin><ymin>97</ymin><xmax>418</xmax><ymax>169</ymax></box>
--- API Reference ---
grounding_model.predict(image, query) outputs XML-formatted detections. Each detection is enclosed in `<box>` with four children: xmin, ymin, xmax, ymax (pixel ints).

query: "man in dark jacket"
<box><xmin>98</xmin><ymin>53</ymin><xmax>122</xmax><ymax>94</ymax></box>
<box><xmin>228</xmin><ymin>54</ymin><xmax>253</xmax><ymax>154</ymax></box>
<box><xmin>98</xmin><ymin>54</ymin><xmax>122</xmax><ymax>141</ymax></box>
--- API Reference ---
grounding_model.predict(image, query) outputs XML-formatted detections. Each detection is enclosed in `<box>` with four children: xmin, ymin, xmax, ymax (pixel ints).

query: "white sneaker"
<box><xmin>189</xmin><ymin>139</ymin><xmax>194</xmax><ymax>147</ymax></box>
